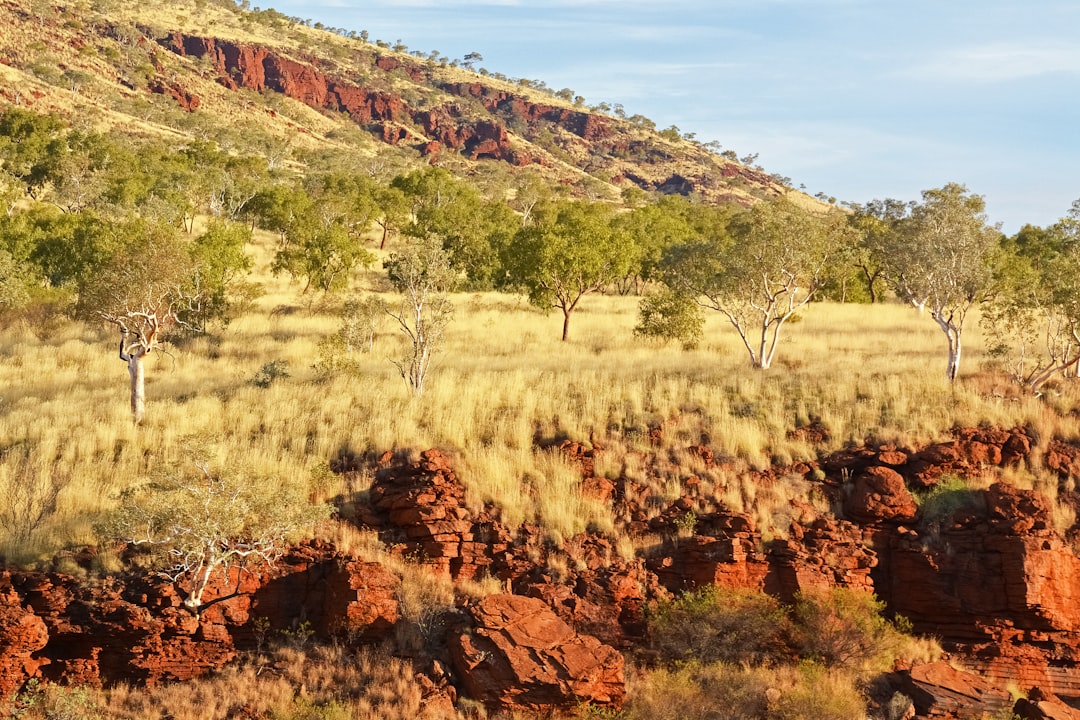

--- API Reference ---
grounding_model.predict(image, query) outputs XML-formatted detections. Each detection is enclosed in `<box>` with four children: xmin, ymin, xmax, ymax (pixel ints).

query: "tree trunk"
<box><xmin>127</xmin><ymin>351</ymin><xmax>146</xmax><ymax>424</ymax></box>
<box><xmin>561</xmin><ymin>306</ymin><xmax>571</xmax><ymax>342</ymax></box>
<box><xmin>863</xmin><ymin>267</ymin><xmax>879</xmax><ymax>304</ymax></box>
<box><xmin>755</xmin><ymin>317</ymin><xmax>770</xmax><ymax>369</ymax></box>
<box><xmin>946</xmin><ymin>340</ymin><xmax>961</xmax><ymax>382</ymax></box>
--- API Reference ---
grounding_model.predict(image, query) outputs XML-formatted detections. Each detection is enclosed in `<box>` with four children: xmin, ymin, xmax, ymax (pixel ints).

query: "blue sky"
<box><xmin>263</xmin><ymin>0</ymin><xmax>1080</xmax><ymax>233</ymax></box>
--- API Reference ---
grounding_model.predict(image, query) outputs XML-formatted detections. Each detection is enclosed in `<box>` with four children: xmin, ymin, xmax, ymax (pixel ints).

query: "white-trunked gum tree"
<box><xmin>879</xmin><ymin>184</ymin><xmax>1001</xmax><ymax>382</ymax></box>
<box><xmin>76</xmin><ymin>217</ymin><xmax>252</xmax><ymax>423</ymax></box>
<box><xmin>646</xmin><ymin>194</ymin><xmax>851</xmax><ymax>369</ymax></box>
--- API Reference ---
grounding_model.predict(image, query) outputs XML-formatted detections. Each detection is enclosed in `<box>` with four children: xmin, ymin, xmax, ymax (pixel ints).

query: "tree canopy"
<box><xmin>649</xmin><ymin>195</ymin><xmax>850</xmax><ymax>369</ymax></box>
<box><xmin>503</xmin><ymin>199</ymin><xmax>633</xmax><ymax>341</ymax></box>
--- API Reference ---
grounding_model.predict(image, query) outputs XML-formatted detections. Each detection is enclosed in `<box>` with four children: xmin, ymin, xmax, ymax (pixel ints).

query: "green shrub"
<box><xmin>624</xmin><ymin>662</ymin><xmax>866</xmax><ymax>720</ymax></box>
<box><xmin>634</xmin><ymin>289</ymin><xmax>704</xmax><ymax>349</ymax></box>
<box><xmin>252</xmin><ymin>359</ymin><xmax>290</xmax><ymax>388</ymax></box>
<box><xmin>771</xmin><ymin>662</ymin><xmax>868</xmax><ymax>720</ymax></box>
<box><xmin>915</xmin><ymin>474</ymin><xmax>983</xmax><ymax>528</ymax></box>
<box><xmin>625</xmin><ymin>663</ymin><xmax>769</xmax><ymax>720</ymax></box>
<box><xmin>789</xmin><ymin>589</ymin><xmax>905</xmax><ymax>676</ymax></box>
<box><xmin>649</xmin><ymin>586</ymin><xmax>790</xmax><ymax>666</ymax></box>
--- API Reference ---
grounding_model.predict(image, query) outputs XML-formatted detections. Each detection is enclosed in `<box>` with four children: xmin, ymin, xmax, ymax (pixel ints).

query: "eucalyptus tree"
<box><xmin>393</xmin><ymin>166</ymin><xmax>516</xmax><ymax>289</ymax></box>
<box><xmin>649</xmin><ymin>195</ymin><xmax>850</xmax><ymax>369</ymax></box>
<box><xmin>982</xmin><ymin>202</ymin><xmax>1080</xmax><ymax>392</ymax></box>
<box><xmin>76</xmin><ymin>219</ymin><xmax>201</xmax><ymax>423</ymax></box>
<box><xmin>75</xmin><ymin>217</ymin><xmax>253</xmax><ymax>423</ymax></box>
<box><xmin>374</xmin><ymin>184</ymin><xmax>409</xmax><ymax>249</ymax></box>
<box><xmin>502</xmin><ymin>199</ymin><xmax>633</xmax><ymax>341</ymax></box>
<box><xmin>884</xmin><ymin>184</ymin><xmax>1001</xmax><ymax>381</ymax></box>
<box><xmin>188</xmin><ymin>220</ymin><xmax>257</xmax><ymax>327</ymax></box>
<box><xmin>0</xmin><ymin>248</ymin><xmax>31</xmax><ymax>313</ymax></box>
<box><xmin>384</xmin><ymin>238</ymin><xmax>456</xmax><ymax>396</ymax></box>
<box><xmin>615</xmin><ymin>195</ymin><xmax>697</xmax><ymax>294</ymax></box>
<box><xmin>0</xmin><ymin>107</ymin><xmax>66</xmax><ymax>200</ymax></box>
<box><xmin>256</xmin><ymin>181</ymin><xmax>375</xmax><ymax>294</ymax></box>
<box><xmin>843</xmin><ymin>198</ymin><xmax>909</xmax><ymax>303</ymax></box>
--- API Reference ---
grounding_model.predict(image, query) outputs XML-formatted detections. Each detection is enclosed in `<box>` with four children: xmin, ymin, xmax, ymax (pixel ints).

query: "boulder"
<box><xmin>845</xmin><ymin>465</ymin><xmax>917</xmax><ymax>523</ymax></box>
<box><xmin>367</xmin><ymin>449</ymin><xmax>512</xmax><ymax>579</ymax></box>
<box><xmin>449</xmin><ymin>594</ymin><xmax>624</xmax><ymax>711</ymax></box>
<box><xmin>0</xmin><ymin>582</ymin><xmax>49</xmax><ymax>697</ymax></box>
<box><xmin>892</xmin><ymin>661</ymin><xmax>1012</xmax><ymax>718</ymax></box>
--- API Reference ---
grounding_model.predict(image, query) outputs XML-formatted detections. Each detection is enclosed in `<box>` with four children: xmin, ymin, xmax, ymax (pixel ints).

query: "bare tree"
<box><xmin>384</xmin><ymin>239</ymin><xmax>455</xmax><ymax>396</ymax></box>
<box><xmin>100</xmin><ymin>459</ymin><xmax>331</xmax><ymax>617</ymax></box>
<box><xmin>77</xmin><ymin>222</ymin><xmax>201</xmax><ymax>423</ymax></box>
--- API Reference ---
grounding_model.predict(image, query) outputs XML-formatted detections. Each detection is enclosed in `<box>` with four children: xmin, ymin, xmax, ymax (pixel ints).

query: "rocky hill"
<box><xmin>0</xmin><ymin>0</ymin><xmax>797</xmax><ymax>207</ymax></box>
<box><xmin>6</xmin><ymin>432</ymin><xmax>1080</xmax><ymax>717</ymax></box>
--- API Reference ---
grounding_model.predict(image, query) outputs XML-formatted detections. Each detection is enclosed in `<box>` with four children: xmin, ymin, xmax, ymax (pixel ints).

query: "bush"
<box><xmin>648</xmin><ymin>586</ymin><xmax>790</xmax><ymax>666</ymax></box>
<box><xmin>624</xmin><ymin>662</ymin><xmax>866</xmax><ymax>720</ymax></box>
<box><xmin>0</xmin><ymin>441</ymin><xmax>70</xmax><ymax>554</ymax></box>
<box><xmin>789</xmin><ymin>589</ymin><xmax>906</xmax><ymax>676</ymax></box>
<box><xmin>916</xmin><ymin>474</ymin><xmax>983</xmax><ymax>528</ymax></box>
<box><xmin>771</xmin><ymin>662</ymin><xmax>869</xmax><ymax>720</ymax></box>
<box><xmin>98</xmin><ymin>458</ymin><xmax>332</xmax><ymax>615</ymax></box>
<box><xmin>252</xmin><ymin>359</ymin><xmax>290</xmax><ymax>388</ymax></box>
<box><xmin>312</xmin><ymin>336</ymin><xmax>363</xmax><ymax>382</ymax></box>
<box><xmin>634</xmin><ymin>289</ymin><xmax>703</xmax><ymax>349</ymax></box>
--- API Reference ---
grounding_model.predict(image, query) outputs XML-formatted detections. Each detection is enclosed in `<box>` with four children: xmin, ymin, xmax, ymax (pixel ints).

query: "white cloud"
<box><xmin>903</xmin><ymin>42</ymin><xmax>1080</xmax><ymax>83</ymax></box>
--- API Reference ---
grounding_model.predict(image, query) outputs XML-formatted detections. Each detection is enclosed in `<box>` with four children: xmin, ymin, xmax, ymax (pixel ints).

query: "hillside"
<box><xmin>0</xmin><ymin>0</ymin><xmax>801</xmax><ymax>207</ymax></box>
<box><xmin>7</xmin><ymin>2</ymin><xmax>1080</xmax><ymax>720</ymax></box>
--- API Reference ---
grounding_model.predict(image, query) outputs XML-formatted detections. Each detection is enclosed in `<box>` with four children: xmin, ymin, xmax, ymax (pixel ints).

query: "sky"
<box><xmin>262</xmin><ymin>0</ymin><xmax>1080</xmax><ymax>234</ymax></box>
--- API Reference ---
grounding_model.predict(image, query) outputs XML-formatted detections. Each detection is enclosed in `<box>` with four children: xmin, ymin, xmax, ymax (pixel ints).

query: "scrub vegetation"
<box><xmin>3</xmin><ymin>0</ymin><xmax>1080</xmax><ymax>717</ymax></box>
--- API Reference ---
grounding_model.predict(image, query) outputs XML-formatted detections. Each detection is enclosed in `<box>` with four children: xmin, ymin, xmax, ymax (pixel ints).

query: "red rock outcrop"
<box><xmin>366</xmin><ymin>449</ymin><xmax>513</xmax><ymax>580</ymax></box>
<box><xmin>647</xmin><ymin>510</ymin><xmax>769</xmax><ymax>594</ymax></box>
<box><xmin>440</xmin><ymin>82</ymin><xmax>614</xmax><ymax>142</ymax></box>
<box><xmin>845</xmin><ymin>465</ymin><xmax>918</xmax><ymax>523</ymax></box>
<box><xmin>4</xmin><ymin>569</ymin><xmax>237</xmax><ymax>688</ymax></box>
<box><xmin>0</xmin><ymin>582</ymin><xmax>49</xmax><ymax>697</ymax></box>
<box><xmin>892</xmin><ymin>661</ymin><xmax>1013</xmax><ymax>718</ymax></box>
<box><xmin>147</xmin><ymin>78</ymin><xmax>200</xmax><ymax>111</ymax></box>
<box><xmin>821</xmin><ymin>427</ymin><xmax>1034</xmax><ymax>491</ymax></box>
<box><xmin>767</xmin><ymin>518</ymin><xmax>878</xmax><ymax>599</ymax></box>
<box><xmin>0</xmin><ymin>545</ymin><xmax>401</xmax><ymax>693</ymax></box>
<box><xmin>885</xmin><ymin>483</ymin><xmax>1080</xmax><ymax>701</ymax></box>
<box><xmin>1046</xmin><ymin>440</ymin><xmax>1080</xmax><ymax>481</ymax></box>
<box><xmin>448</xmin><ymin>594</ymin><xmax>625</xmax><ymax>711</ymax></box>
<box><xmin>7</xmin><ymin>427</ymin><xmax>1080</xmax><ymax>716</ymax></box>
<box><xmin>1014</xmin><ymin>687</ymin><xmax>1080</xmax><ymax>720</ymax></box>
<box><xmin>160</xmin><ymin>34</ymin><xmax>533</xmax><ymax>165</ymax></box>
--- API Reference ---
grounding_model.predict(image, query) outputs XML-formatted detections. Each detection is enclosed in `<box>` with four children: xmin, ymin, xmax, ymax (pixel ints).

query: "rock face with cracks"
<box><xmin>448</xmin><ymin>594</ymin><xmax>625</xmax><ymax>712</ymax></box>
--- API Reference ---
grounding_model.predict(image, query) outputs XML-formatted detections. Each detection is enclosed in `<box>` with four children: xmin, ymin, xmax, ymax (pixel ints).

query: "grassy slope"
<box><xmin>1</xmin><ymin>222</ymin><xmax>1072</xmax><ymax>563</ymax></box>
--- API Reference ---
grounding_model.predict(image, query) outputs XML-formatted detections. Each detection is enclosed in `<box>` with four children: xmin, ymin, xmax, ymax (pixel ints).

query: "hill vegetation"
<box><xmin>3</xmin><ymin>0</ymin><xmax>1080</xmax><ymax>718</ymax></box>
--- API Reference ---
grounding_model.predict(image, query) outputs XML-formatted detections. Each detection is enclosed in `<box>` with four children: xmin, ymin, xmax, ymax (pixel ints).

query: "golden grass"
<box><xmin>28</xmin><ymin>644</ymin><xmax>460</xmax><ymax>720</ymax></box>
<box><xmin>0</xmin><ymin>221</ymin><xmax>1076</xmax><ymax>564</ymax></box>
